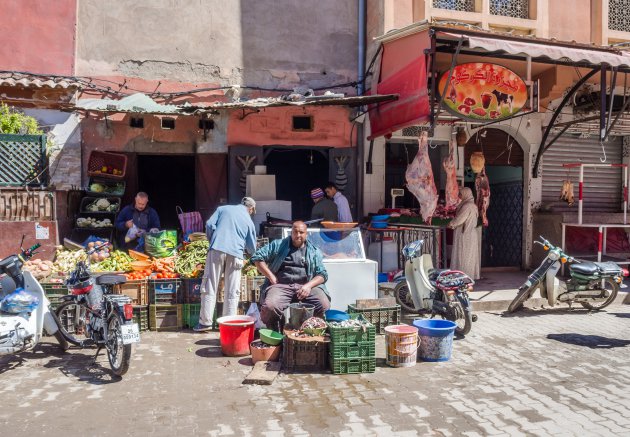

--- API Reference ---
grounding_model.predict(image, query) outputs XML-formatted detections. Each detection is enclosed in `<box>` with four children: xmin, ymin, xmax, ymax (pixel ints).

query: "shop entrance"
<box><xmin>264</xmin><ymin>148</ymin><xmax>329</xmax><ymax>220</ymax></box>
<box><xmin>465</xmin><ymin>129</ymin><xmax>525</xmax><ymax>268</ymax></box>
<box><xmin>137</xmin><ymin>155</ymin><xmax>196</xmax><ymax>229</ymax></box>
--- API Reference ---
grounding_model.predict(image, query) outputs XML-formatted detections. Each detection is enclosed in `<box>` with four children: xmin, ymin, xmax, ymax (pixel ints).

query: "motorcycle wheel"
<box><xmin>393</xmin><ymin>282</ymin><xmax>416</xmax><ymax>313</ymax></box>
<box><xmin>106</xmin><ymin>312</ymin><xmax>131</xmax><ymax>377</ymax></box>
<box><xmin>507</xmin><ymin>286</ymin><xmax>532</xmax><ymax>313</ymax></box>
<box><xmin>55</xmin><ymin>300</ymin><xmax>89</xmax><ymax>345</ymax></box>
<box><xmin>53</xmin><ymin>329</ymin><xmax>69</xmax><ymax>351</ymax></box>
<box><xmin>580</xmin><ymin>278</ymin><xmax>619</xmax><ymax>311</ymax></box>
<box><xmin>447</xmin><ymin>301</ymin><xmax>472</xmax><ymax>336</ymax></box>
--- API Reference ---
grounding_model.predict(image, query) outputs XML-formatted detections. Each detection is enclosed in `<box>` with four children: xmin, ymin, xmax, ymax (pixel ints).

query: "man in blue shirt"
<box><xmin>251</xmin><ymin>221</ymin><xmax>330</xmax><ymax>332</ymax></box>
<box><xmin>114</xmin><ymin>192</ymin><xmax>160</xmax><ymax>249</ymax></box>
<box><xmin>325</xmin><ymin>182</ymin><xmax>353</xmax><ymax>222</ymax></box>
<box><xmin>194</xmin><ymin>197</ymin><xmax>257</xmax><ymax>332</ymax></box>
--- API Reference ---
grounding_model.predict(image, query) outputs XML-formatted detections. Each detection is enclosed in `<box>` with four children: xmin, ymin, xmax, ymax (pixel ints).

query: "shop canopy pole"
<box><xmin>563</xmin><ymin>162</ymin><xmax>628</xmax><ymax>225</ymax></box>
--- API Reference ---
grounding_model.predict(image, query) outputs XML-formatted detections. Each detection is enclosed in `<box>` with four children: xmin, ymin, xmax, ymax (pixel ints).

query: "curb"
<box><xmin>471</xmin><ymin>290</ymin><xmax>630</xmax><ymax>313</ymax></box>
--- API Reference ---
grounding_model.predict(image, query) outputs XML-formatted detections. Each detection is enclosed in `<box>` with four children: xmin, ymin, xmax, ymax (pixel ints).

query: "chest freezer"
<box><xmin>281</xmin><ymin>227</ymin><xmax>378</xmax><ymax>311</ymax></box>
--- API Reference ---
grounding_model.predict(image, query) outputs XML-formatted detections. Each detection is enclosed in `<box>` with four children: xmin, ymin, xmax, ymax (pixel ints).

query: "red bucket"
<box><xmin>217</xmin><ymin>315</ymin><xmax>256</xmax><ymax>357</ymax></box>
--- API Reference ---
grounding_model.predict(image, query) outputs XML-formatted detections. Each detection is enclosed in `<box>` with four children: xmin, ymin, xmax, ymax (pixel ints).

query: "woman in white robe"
<box><xmin>448</xmin><ymin>187</ymin><xmax>480</xmax><ymax>280</ymax></box>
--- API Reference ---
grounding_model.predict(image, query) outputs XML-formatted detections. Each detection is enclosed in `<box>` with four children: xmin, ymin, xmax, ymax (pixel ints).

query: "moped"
<box><xmin>507</xmin><ymin>236</ymin><xmax>623</xmax><ymax>313</ymax></box>
<box><xmin>394</xmin><ymin>240</ymin><xmax>476</xmax><ymax>336</ymax></box>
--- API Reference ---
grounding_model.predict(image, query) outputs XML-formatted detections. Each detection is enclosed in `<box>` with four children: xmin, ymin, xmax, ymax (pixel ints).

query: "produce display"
<box><xmin>51</xmin><ymin>248</ymin><xmax>89</xmax><ymax>276</ymax></box>
<box><xmin>22</xmin><ymin>259</ymin><xmax>54</xmax><ymax>280</ymax></box>
<box><xmin>92</xmin><ymin>251</ymin><xmax>133</xmax><ymax>272</ymax></box>
<box><xmin>93</xmin><ymin>166</ymin><xmax>123</xmax><ymax>176</ymax></box>
<box><xmin>83</xmin><ymin>198</ymin><xmax>119</xmax><ymax>213</ymax></box>
<box><xmin>77</xmin><ymin>217</ymin><xmax>112</xmax><ymax>228</ymax></box>
<box><xmin>174</xmin><ymin>240</ymin><xmax>209</xmax><ymax>278</ymax></box>
<box><xmin>89</xmin><ymin>182</ymin><xmax>125</xmax><ymax>196</ymax></box>
<box><xmin>125</xmin><ymin>270</ymin><xmax>152</xmax><ymax>281</ymax></box>
<box><xmin>242</xmin><ymin>259</ymin><xmax>260</xmax><ymax>277</ymax></box>
<box><xmin>86</xmin><ymin>240</ymin><xmax>112</xmax><ymax>262</ymax></box>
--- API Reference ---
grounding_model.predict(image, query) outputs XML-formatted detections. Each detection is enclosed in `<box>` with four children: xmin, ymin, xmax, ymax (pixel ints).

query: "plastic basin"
<box><xmin>217</xmin><ymin>315</ymin><xmax>256</xmax><ymax>357</ymax></box>
<box><xmin>371</xmin><ymin>214</ymin><xmax>390</xmax><ymax>222</ymax></box>
<box><xmin>259</xmin><ymin>328</ymin><xmax>284</xmax><ymax>346</ymax></box>
<box><xmin>250</xmin><ymin>340</ymin><xmax>282</xmax><ymax>363</ymax></box>
<box><xmin>370</xmin><ymin>221</ymin><xmax>388</xmax><ymax>229</ymax></box>
<box><xmin>325</xmin><ymin>309</ymin><xmax>350</xmax><ymax>323</ymax></box>
<box><xmin>412</xmin><ymin>319</ymin><xmax>456</xmax><ymax>362</ymax></box>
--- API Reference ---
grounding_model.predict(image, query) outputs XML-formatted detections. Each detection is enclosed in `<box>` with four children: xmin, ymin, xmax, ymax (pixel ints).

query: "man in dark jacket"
<box><xmin>310</xmin><ymin>187</ymin><xmax>337</xmax><ymax>222</ymax></box>
<box><xmin>114</xmin><ymin>192</ymin><xmax>160</xmax><ymax>248</ymax></box>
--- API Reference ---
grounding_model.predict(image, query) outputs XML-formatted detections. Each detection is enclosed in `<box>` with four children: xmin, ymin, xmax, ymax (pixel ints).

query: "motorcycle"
<box><xmin>54</xmin><ymin>243</ymin><xmax>140</xmax><ymax>376</ymax></box>
<box><xmin>394</xmin><ymin>240</ymin><xmax>476</xmax><ymax>336</ymax></box>
<box><xmin>507</xmin><ymin>236</ymin><xmax>623</xmax><ymax>313</ymax></box>
<box><xmin>0</xmin><ymin>238</ymin><xmax>68</xmax><ymax>355</ymax></box>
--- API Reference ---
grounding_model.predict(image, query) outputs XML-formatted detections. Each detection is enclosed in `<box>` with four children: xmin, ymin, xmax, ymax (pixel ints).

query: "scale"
<box><xmin>391</xmin><ymin>188</ymin><xmax>404</xmax><ymax>208</ymax></box>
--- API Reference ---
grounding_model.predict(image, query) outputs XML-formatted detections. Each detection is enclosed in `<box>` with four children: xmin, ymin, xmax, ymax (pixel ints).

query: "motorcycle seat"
<box><xmin>569</xmin><ymin>262</ymin><xmax>599</xmax><ymax>276</ymax></box>
<box><xmin>96</xmin><ymin>274</ymin><xmax>126</xmax><ymax>286</ymax></box>
<box><xmin>594</xmin><ymin>261</ymin><xmax>622</xmax><ymax>275</ymax></box>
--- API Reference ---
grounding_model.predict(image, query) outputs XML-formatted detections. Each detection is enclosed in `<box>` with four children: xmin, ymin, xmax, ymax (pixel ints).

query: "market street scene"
<box><xmin>2</xmin><ymin>0</ymin><xmax>630</xmax><ymax>436</ymax></box>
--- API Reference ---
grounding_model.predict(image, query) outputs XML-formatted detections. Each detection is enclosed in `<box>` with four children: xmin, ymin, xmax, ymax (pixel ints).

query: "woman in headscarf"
<box><xmin>447</xmin><ymin>187</ymin><xmax>480</xmax><ymax>280</ymax></box>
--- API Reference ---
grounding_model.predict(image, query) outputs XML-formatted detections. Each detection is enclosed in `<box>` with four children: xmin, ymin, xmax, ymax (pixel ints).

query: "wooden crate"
<box><xmin>149</xmin><ymin>304</ymin><xmax>182</xmax><ymax>331</ymax></box>
<box><xmin>282</xmin><ymin>331</ymin><xmax>330</xmax><ymax>373</ymax></box>
<box><xmin>114</xmin><ymin>279</ymin><xmax>148</xmax><ymax>305</ymax></box>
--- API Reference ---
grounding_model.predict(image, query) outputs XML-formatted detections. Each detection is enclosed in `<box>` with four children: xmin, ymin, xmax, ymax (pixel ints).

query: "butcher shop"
<box><xmin>365</xmin><ymin>20</ymin><xmax>630</xmax><ymax>273</ymax></box>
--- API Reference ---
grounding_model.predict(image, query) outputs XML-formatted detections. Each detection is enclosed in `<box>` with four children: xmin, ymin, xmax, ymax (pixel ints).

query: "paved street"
<box><xmin>2</xmin><ymin>305</ymin><xmax>630</xmax><ymax>436</ymax></box>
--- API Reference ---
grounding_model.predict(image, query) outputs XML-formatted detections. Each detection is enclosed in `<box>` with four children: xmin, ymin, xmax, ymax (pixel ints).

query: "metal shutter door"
<box><xmin>541</xmin><ymin>136</ymin><xmax>623</xmax><ymax>212</ymax></box>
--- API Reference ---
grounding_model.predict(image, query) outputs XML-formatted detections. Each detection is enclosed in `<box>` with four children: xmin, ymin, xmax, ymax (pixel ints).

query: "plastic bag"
<box><xmin>125</xmin><ymin>224</ymin><xmax>141</xmax><ymax>243</ymax></box>
<box><xmin>246</xmin><ymin>302</ymin><xmax>265</xmax><ymax>329</ymax></box>
<box><xmin>145</xmin><ymin>230</ymin><xmax>178</xmax><ymax>258</ymax></box>
<box><xmin>0</xmin><ymin>288</ymin><xmax>39</xmax><ymax>314</ymax></box>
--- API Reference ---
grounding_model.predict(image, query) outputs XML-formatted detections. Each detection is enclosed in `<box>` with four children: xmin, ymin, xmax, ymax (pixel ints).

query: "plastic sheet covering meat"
<box><xmin>406</xmin><ymin>131</ymin><xmax>438</xmax><ymax>224</ymax></box>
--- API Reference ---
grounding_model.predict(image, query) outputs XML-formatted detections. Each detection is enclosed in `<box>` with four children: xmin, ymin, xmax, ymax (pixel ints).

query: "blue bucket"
<box><xmin>412</xmin><ymin>319</ymin><xmax>457</xmax><ymax>362</ymax></box>
<box><xmin>377</xmin><ymin>273</ymin><xmax>388</xmax><ymax>283</ymax></box>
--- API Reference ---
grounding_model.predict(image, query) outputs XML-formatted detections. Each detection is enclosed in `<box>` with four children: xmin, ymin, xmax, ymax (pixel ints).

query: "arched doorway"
<box><xmin>465</xmin><ymin>128</ymin><xmax>525</xmax><ymax>267</ymax></box>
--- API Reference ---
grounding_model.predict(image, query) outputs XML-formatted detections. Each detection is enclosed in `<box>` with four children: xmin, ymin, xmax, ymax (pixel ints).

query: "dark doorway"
<box><xmin>264</xmin><ymin>148</ymin><xmax>329</xmax><ymax>220</ymax></box>
<box><xmin>137</xmin><ymin>155</ymin><xmax>196</xmax><ymax>229</ymax></box>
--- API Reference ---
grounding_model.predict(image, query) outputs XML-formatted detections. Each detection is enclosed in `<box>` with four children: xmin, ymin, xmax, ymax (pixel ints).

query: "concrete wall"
<box><xmin>0</xmin><ymin>0</ymin><xmax>76</xmax><ymax>75</ymax></box>
<box><xmin>77</xmin><ymin>0</ymin><xmax>358</xmax><ymax>94</ymax></box>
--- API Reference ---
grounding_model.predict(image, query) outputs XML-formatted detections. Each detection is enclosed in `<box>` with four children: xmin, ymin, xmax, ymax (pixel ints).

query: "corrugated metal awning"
<box><xmin>75</xmin><ymin>93</ymin><xmax>182</xmax><ymax>115</ymax></box>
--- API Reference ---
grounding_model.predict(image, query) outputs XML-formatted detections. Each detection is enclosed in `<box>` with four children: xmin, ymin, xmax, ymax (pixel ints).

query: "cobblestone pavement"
<box><xmin>2</xmin><ymin>305</ymin><xmax>630</xmax><ymax>436</ymax></box>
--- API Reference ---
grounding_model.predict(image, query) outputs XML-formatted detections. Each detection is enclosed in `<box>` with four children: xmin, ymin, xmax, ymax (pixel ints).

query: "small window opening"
<box><xmin>130</xmin><ymin>117</ymin><xmax>144</xmax><ymax>128</ymax></box>
<box><xmin>199</xmin><ymin>119</ymin><xmax>215</xmax><ymax>130</ymax></box>
<box><xmin>292</xmin><ymin>115</ymin><xmax>313</xmax><ymax>131</ymax></box>
<box><xmin>161</xmin><ymin>118</ymin><xmax>176</xmax><ymax>130</ymax></box>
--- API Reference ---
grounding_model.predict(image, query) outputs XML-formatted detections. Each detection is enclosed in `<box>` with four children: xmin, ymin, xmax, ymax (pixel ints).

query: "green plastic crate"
<box><xmin>330</xmin><ymin>341</ymin><xmax>375</xmax><ymax>360</ymax></box>
<box><xmin>46</xmin><ymin>294</ymin><xmax>66</xmax><ymax>311</ymax></box>
<box><xmin>183</xmin><ymin>303</ymin><xmax>201</xmax><ymax>328</ymax></box>
<box><xmin>347</xmin><ymin>304</ymin><xmax>401</xmax><ymax>335</ymax></box>
<box><xmin>40</xmin><ymin>281</ymin><xmax>66</xmax><ymax>296</ymax></box>
<box><xmin>330</xmin><ymin>357</ymin><xmax>376</xmax><ymax>374</ymax></box>
<box><xmin>328</xmin><ymin>314</ymin><xmax>375</xmax><ymax>344</ymax></box>
<box><xmin>133</xmin><ymin>305</ymin><xmax>149</xmax><ymax>331</ymax></box>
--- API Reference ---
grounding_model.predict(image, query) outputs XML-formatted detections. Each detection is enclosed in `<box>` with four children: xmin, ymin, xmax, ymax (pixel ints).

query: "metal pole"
<box><xmin>579</xmin><ymin>165</ymin><xmax>584</xmax><ymax>225</ymax></box>
<box><xmin>357</xmin><ymin>0</ymin><xmax>367</xmax><ymax>95</ymax></box>
<box><xmin>625</xmin><ymin>166</ymin><xmax>628</xmax><ymax>224</ymax></box>
<box><xmin>601</xmin><ymin>65</ymin><xmax>607</xmax><ymax>141</ymax></box>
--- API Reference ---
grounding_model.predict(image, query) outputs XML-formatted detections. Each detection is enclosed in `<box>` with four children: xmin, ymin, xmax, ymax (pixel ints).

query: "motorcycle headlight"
<box><xmin>548</xmin><ymin>250</ymin><xmax>560</xmax><ymax>261</ymax></box>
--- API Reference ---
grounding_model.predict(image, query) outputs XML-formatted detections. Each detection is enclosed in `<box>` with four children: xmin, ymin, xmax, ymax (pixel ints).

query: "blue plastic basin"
<box><xmin>412</xmin><ymin>319</ymin><xmax>457</xmax><ymax>362</ymax></box>
<box><xmin>370</xmin><ymin>221</ymin><xmax>388</xmax><ymax>229</ymax></box>
<box><xmin>325</xmin><ymin>309</ymin><xmax>350</xmax><ymax>322</ymax></box>
<box><xmin>371</xmin><ymin>214</ymin><xmax>390</xmax><ymax>222</ymax></box>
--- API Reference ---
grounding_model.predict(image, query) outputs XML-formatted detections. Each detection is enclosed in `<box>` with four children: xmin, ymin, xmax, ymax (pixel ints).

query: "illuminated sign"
<box><xmin>438</xmin><ymin>63</ymin><xmax>528</xmax><ymax>121</ymax></box>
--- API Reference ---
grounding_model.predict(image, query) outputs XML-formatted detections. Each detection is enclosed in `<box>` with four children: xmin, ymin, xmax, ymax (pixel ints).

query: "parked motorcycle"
<box><xmin>507</xmin><ymin>236</ymin><xmax>623</xmax><ymax>313</ymax></box>
<box><xmin>54</xmin><ymin>243</ymin><xmax>139</xmax><ymax>376</ymax></box>
<box><xmin>394</xmin><ymin>240</ymin><xmax>476</xmax><ymax>336</ymax></box>
<box><xmin>0</xmin><ymin>238</ymin><xmax>68</xmax><ymax>355</ymax></box>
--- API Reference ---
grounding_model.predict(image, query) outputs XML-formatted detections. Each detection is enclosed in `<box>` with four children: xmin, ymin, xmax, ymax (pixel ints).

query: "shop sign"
<box><xmin>438</xmin><ymin>63</ymin><xmax>528</xmax><ymax>121</ymax></box>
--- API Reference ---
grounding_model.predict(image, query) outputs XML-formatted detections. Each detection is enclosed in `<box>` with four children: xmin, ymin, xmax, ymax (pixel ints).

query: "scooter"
<box><xmin>394</xmin><ymin>240</ymin><xmax>476</xmax><ymax>336</ymax></box>
<box><xmin>0</xmin><ymin>238</ymin><xmax>68</xmax><ymax>355</ymax></box>
<box><xmin>507</xmin><ymin>236</ymin><xmax>623</xmax><ymax>313</ymax></box>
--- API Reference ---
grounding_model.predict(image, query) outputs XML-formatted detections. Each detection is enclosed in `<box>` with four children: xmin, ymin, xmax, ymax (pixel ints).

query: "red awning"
<box><xmin>368</xmin><ymin>29</ymin><xmax>431</xmax><ymax>139</ymax></box>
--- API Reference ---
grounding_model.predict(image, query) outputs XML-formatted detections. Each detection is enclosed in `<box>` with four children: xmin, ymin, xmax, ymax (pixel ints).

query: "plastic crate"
<box><xmin>240</xmin><ymin>276</ymin><xmax>266</xmax><ymax>302</ymax></box>
<box><xmin>149</xmin><ymin>304</ymin><xmax>182</xmax><ymax>331</ymax></box>
<box><xmin>133</xmin><ymin>305</ymin><xmax>149</xmax><ymax>331</ymax></box>
<box><xmin>40</xmin><ymin>281</ymin><xmax>67</xmax><ymax>296</ymax></box>
<box><xmin>217</xmin><ymin>277</ymin><xmax>249</xmax><ymax>303</ymax></box>
<box><xmin>182</xmin><ymin>278</ymin><xmax>202</xmax><ymax>304</ymax></box>
<box><xmin>183</xmin><ymin>303</ymin><xmax>201</xmax><ymax>329</ymax></box>
<box><xmin>79</xmin><ymin>196</ymin><xmax>121</xmax><ymax>214</ymax></box>
<box><xmin>330</xmin><ymin>357</ymin><xmax>376</xmax><ymax>375</ymax></box>
<box><xmin>282</xmin><ymin>333</ymin><xmax>330</xmax><ymax>373</ymax></box>
<box><xmin>114</xmin><ymin>279</ymin><xmax>148</xmax><ymax>305</ymax></box>
<box><xmin>87</xmin><ymin>151</ymin><xmax>127</xmax><ymax>180</ymax></box>
<box><xmin>347</xmin><ymin>304</ymin><xmax>401</xmax><ymax>335</ymax></box>
<box><xmin>86</xmin><ymin>177</ymin><xmax>126</xmax><ymax>197</ymax></box>
<box><xmin>329</xmin><ymin>341</ymin><xmax>376</xmax><ymax>360</ymax></box>
<box><xmin>328</xmin><ymin>314</ymin><xmax>376</xmax><ymax>344</ymax></box>
<box><xmin>148</xmin><ymin>278</ymin><xmax>181</xmax><ymax>305</ymax></box>
<box><xmin>56</xmin><ymin>301</ymin><xmax>84</xmax><ymax>335</ymax></box>
<box><xmin>47</xmin><ymin>294</ymin><xmax>66</xmax><ymax>311</ymax></box>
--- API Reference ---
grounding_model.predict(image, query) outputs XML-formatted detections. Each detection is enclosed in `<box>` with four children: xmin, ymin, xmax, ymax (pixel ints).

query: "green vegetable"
<box><xmin>175</xmin><ymin>240</ymin><xmax>209</xmax><ymax>278</ymax></box>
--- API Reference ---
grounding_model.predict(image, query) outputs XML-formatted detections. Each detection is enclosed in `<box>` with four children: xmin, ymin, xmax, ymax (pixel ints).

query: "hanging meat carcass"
<box><xmin>443</xmin><ymin>135</ymin><xmax>460</xmax><ymax>211</ymax></box>
<box><xmin>475</xmin><ymin>166</ymin><xmax>491</xmax><ymax>227</ymax></box>
<box><xmin>406</xmin><ymin>131</ymin><xmax>438</xmax><ymax>224</ymax></box>
<box><xmin>559</xmin><ymin>180</ymin><xmax>575</xmax><ymax>206</ymax></box>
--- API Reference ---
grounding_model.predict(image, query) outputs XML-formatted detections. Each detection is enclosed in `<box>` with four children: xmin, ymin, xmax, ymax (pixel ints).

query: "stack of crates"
<box><xmin>282</xmin><ymin>331</ymin><xmax>330</xmax><ymax>373</ymax></box>
<box><xmin>148</xmin><ymin>278</ymin><xmax>182</xmax><ymax>331</ymax></box>
<box><xmin>347</xmin><ymin>303</ymin><xmax>401</xmax><ymax>335</ymax></box>
<box><xmin>328</xmin><ymin>314</ymin><xmax>376</xmax><ymax>374</ymax></box>
<box><xmin>182</xmin><ymin>277</ymin><xmax>202</xmax><ymax>329</ymax></box>
<box><xmin>40</xmin><ymin>281</ymin><xmax>67</xmax><ymax>311</ymax></box>
<box><xmin>240</xmin><ymin>275</ymin><xmax>266</xmax><ymax>303</ymax></box>
<box><xmin>114</xmin><ymin>279</ymin><xmax>149</xmax><ymax>331</ymax></box>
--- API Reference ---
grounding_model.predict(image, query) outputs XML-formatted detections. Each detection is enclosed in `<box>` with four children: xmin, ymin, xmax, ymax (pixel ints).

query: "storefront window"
<box><xmin>489</xmin><ymin>0</ymin><xmax>529</xmax><ymax>19</ymax></box>
<box><xmin>432</xmin><ymin>0</ymin><xmax>475</xmax><ymax>12</ymax></box>
<box><xmin>609</xmin><ymin>0</ymin><xmax>630</xmax><ymax>32</ymax></box>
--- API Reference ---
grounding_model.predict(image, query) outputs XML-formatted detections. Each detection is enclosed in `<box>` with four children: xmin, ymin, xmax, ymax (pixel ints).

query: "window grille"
<box><xmin>489</xmin><ymin>0</ymin><xmax>529</xmax><ymax>19</ymax></box>
<box><xmin>609</xmin><ymin>0</ymin><xmax>630</xmax><ymax>32</ymax></box>
<box><xmin>432</xmin><ymin>0</ymin><xmax>475</xmax><ymax>12</ymax></box>
<box><xmin>0</xmin><ymin>134</ymin><xmax>48</xmax><ymax>187</ymax></box>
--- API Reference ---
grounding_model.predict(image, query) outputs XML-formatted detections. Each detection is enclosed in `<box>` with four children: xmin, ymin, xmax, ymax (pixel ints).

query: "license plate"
<box><xmin>121</xmin><ymin>323</ymin><xmax>140</xmax><ymax>344</ymax></box>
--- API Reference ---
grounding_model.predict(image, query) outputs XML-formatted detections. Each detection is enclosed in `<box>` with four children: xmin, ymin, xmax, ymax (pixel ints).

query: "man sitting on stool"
<box><xmin>251</xmin><ymin>221</ymin><xmax>330</xmax><ymax>331</ymax></box>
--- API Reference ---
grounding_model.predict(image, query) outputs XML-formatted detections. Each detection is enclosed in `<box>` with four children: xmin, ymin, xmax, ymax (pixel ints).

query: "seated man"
<box><xmin>251</xmin><ymin>221</ymin><xmax>330</xmax><ymax>331</ymax></box>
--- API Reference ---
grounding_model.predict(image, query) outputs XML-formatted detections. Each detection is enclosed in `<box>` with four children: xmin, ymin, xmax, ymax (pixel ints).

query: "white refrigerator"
<box><xmin>282</xmin><ymin>227</ymin><xmax>378</xmax><ymax>311</ymax></box>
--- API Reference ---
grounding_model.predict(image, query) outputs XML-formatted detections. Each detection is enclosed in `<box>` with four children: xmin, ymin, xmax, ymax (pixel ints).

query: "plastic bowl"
<box><xmin>130</xmin><ymin>260</ymin><xmax>152</xmax><ymax>271</ymax></box>
<box><xmin>259</xmin><ymin>328</ymin><xmax>284</xmax><ymax>346</ymax></box>
<box><xmin>371</xmin><ymin>214</ymin><xmax>390</xmax><ymax>222</ymax></box>
<box><xmin>325</xmin><ymin>309</ymin><xmax>350</xmax><ymax>322</ymax></box>
<box><xmin>128</xmin><ymin>250</ymin><xmax>150</xmax><ymax>261</ymax></box>
<box><xmin>370</xmin><ymin>221</ymin><xmax>388</xmax><ymax>229</ymax></box>
<box><xmin>321</xmin><ymin>221</ymin><xmax>359</xmax><ymax>229</ymax></box>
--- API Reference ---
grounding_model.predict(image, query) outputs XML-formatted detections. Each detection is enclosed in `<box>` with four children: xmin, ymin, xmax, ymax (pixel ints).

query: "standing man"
<box><xmin>251</xmin><ymin>221</ymin><xmax>330</xmax><ymax>332</ymax></box>
<box><xmin>325</xmin><ymin>182</ymin><xmax>353</xmax><ymax>222</ymax></box>
<box><xmin>193</xmin><ymin>197</ymin><xmax>257</xmax><ymax>332</ymax></box>
<box><xmin>115</xmin><ymin>192</ymin><xmax>160</xmax><ymax>248</ymax></box>
<box><xmin>310</xmin><ymin>187</ymin><xmax>338</xmax><ymax>222</ymax></box>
